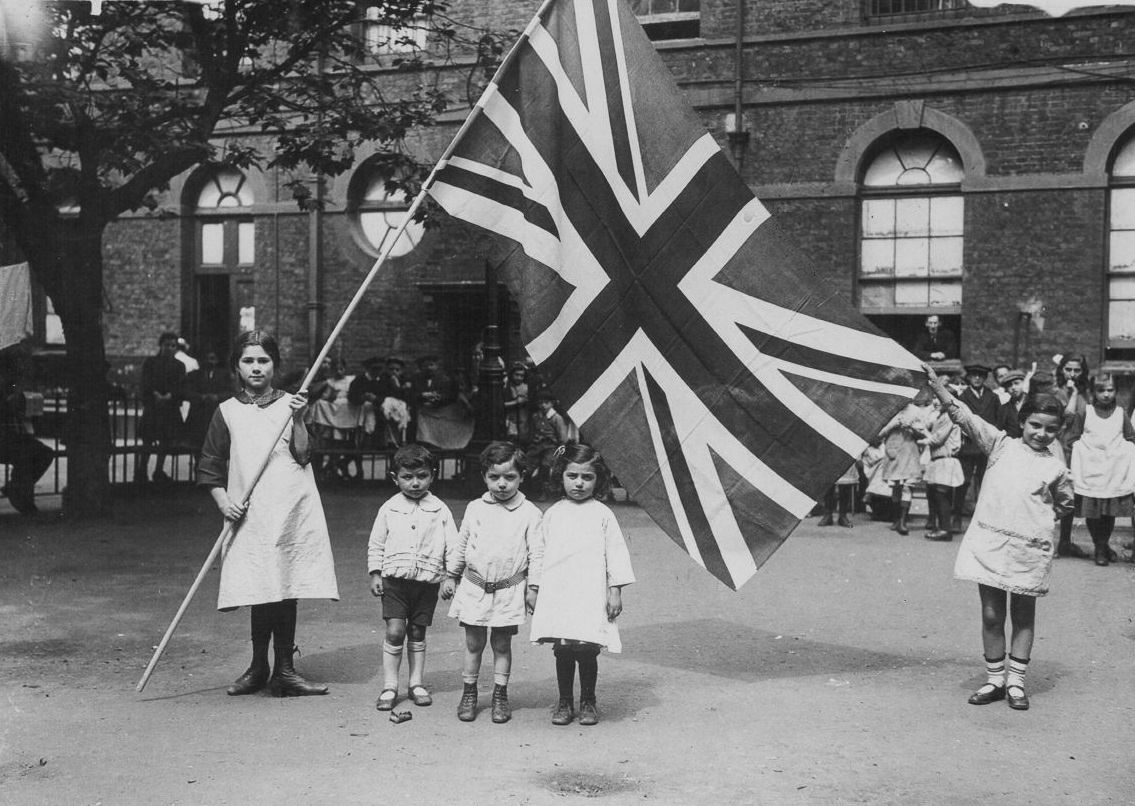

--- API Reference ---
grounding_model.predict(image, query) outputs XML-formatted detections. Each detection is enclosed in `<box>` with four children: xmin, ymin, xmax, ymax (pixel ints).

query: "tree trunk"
<box><xmin>56</xmin><ymin>218</ymin><xmax>112</xmax><ymax>518</ymax></box>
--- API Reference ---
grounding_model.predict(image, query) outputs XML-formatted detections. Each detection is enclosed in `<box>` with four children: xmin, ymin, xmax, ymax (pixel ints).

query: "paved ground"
<box><xmin>2</xmin><ymin>484</ymin><xmax>1133</xmax><ymax>805</ymax></box>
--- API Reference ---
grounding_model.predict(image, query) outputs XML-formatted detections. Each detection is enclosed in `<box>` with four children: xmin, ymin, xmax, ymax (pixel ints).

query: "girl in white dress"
<box><xmin>198</xmin><ymin>330</ymin><xmax>339</xmax><ymax>697</ymax></box>
<box><xmin>926</xmin><ymin>365</ymin><xmax>1073</xmax><ymax>712</ymax></box>
<box><xmin>442</xmin><ymin>442</ymin><xmax>542</xmax><ymax>724</ymax></box>
<box><xmin>528</xmin><ymin>443</ymin><xmax>634</xmax><ymax>726</ymax></box>
<box><xmin>1068</xmin><ymin>374</ymin><xmax>1135</xmax><ymax>566</ymax></box>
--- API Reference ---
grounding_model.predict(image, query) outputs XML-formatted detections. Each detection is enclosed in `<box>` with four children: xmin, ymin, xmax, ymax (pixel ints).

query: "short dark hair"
<box><xmin>1019</xmin><ymin>393</ymin><xmax>1065</xmax><ymax>425</ymax></box>
<box><xmin>159</xmin><ymin>331</ymin><xmax>179</xmax><ymax>345</ymax></box>
<box><xmin>229</xmin><ymin>330</ymin><xmax>281</xmax><ymax>372</ymax></box>
<box><xmin>549</xmin><ymin>442</ymin><xmax>612</xmax><ymax>500</ymax></box>
<box><xmin>391</xmin><ymin>443</ymin><xmax>435</xmax><ymax>473</ymax></box>
<box><xmin>479</xmin><ymin>441</ymin><xmax>526</xmax><ymax>475</ymax></box>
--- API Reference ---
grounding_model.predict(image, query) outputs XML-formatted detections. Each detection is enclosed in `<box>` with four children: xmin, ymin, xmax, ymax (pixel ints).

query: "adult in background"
<box><xmin>412</xmin><ymin>355</ymin><xmax>473</xmax><ymax>451</ymax></box>
<box><xmin>135</xmin><ymin>331</ymin><xmax>185</xmax><ymax>484</ymax></box>
<box><xmin>197</xmin><ymin>329</ymin><xmax>338</xmax><ymax>697</ymax></box>
<box><xmin>912</xmin><ymin>314</ymin><xmax>958</xmax><ymax>362</ymax></box>
<box><xmin>1053</xmin><ymin>353</ymin><xmax>1091</xmax><ymax>558</ymax></box>
<box><xmin>348</xmin><ymin>355</ymin><xmax>386</xmax><ymax>454</ymax></box>
<box><xmin>183</xmin><ymin>349</ymin><xmax>235</xmax><ymax>452</ymax></box>
<box><xmin>0</xmin><ymin>348</ymin><xmax>54</xmax><ymax>515</ymax></box>
<box><xmin>954</xmin><ymin>363</ymin><xmax>1000</xmax><ymax>531</ymax></box>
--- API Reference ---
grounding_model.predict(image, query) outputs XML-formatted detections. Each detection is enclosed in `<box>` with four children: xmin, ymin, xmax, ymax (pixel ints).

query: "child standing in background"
<box><xmin>1068</xmin><ymin>373</ymin><xmax>1135</xmax><ymax>566</ymax></box>
<box><xmin>442</xmin><ymin>442</ymin><xmax>542</xmax><ymax>724</ymax></box>
<box><xmin>926</xmin><ymin>365</ymin><xmax>1073</xmax><ymax>711</ymax></box>
<box><xmin>529</xmin><ymin>443</ymin><xmax>634</xmax><ymax>726</ymax></box>
<box><xmin>921</xmin><ymin>396</ymin><xmax>963</xmax><ymax>541</ymax></box>
<box><xmin>367</xmin><ymin>444</ymin><xmax>458</xmax><ymax>711</ymax></box>
<box><xmin>878</xmin><ymin>390</ymin><xmax>931</xmax><ymax>535</ymax></box>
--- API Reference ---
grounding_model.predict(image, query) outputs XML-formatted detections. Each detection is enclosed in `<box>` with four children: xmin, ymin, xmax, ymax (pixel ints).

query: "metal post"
<box><xmin>475</xmin><ymin>260</ymin><xmax>505</xmax><ymax>445</ymax></box>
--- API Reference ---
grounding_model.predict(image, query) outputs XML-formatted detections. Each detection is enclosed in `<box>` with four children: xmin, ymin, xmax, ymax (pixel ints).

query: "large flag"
<box><xmin>426</xmin><ymin>0</ymin><xmax>925</xmax><ymax>589</ymax></box>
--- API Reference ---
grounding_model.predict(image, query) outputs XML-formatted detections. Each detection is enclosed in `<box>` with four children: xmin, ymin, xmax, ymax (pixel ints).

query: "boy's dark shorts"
<box><xmin>458</xmin><ymin>622</ymin><xmax>519</xmax><ymax>636</ymax></box>
<box><xmin>381</xmin><ymin>576</ymin><xmax>440</xmax><ymax>626</ymax></box>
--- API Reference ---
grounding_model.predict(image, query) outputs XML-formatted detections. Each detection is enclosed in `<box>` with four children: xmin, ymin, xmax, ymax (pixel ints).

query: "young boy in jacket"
<box><xmin>368</xmin><ymin>443</ymin><xmax>458</xmax><ymax>711</ymax></box>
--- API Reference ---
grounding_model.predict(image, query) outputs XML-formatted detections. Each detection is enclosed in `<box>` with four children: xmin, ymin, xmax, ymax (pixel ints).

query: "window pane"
<box><xmin>925</xmin><ymin>148</ymin><xmax>964</xmax><ymax>184</ymax></box>
<box><xmin>929</xmin><ymin>236</ymin><xmax>963</xmax><ymax>275</ymax></box>
<box><xmin>930</xmin><ymin>196</ymin><xmax>963</xmax><ymax>236</ymax></box>
<box><xmin>863</xmin><ymin>150</ymin><xmax>904</xmax><ymax>187</ymax></box>
<box><xmin>1110</xmin><ymin>275</ymin><xmax>1135</xmax><ymax>300</ymax></box>
<box><xmin>895</xmin><ymin>197</ymin><xmax>930</xmax><ymax>237</ymax></box>
<box><xmin>361</xmin><ymin>211</ymin><xmax>424</xmax><ymax>258</ymax></box>
<box><xmin>860</xmin><ymin>239</ymin><xmax>894</xmax><ymax>275</ymax></box>
<box><xmin>1113</xmin><ymin>138</ymin><xmax>1135</xmax><ymax>178</ymax></box>
<box><xmin>894</xmin><ymin>238</ymin><xmax>928</xmax><ymax>277</ymax></box>
<box><xmin>859</xmin><ymin>282</ymin><xmax>892</xmax><ymax>310</ymax></box>
<box><xmin>1109</xmin><ymin>231</ymin><xmax>1135</xmax><ymax>273</ymax></box>
<box><xmin>894</xmin><ymin>280</ymin><xmax>929</xmax><ymax>306</ymax></box>
<box><xmin>929</xmin><ymin>280</ymin><xmax>962</xmax><ymax>308</ymax></box>
<box><xmin>1110</xmin><ymin>188</ymin><xmax>1135</xmax><ymax>229</ymax></box>
<box><xmin>238</xmin><ymin>222</ymin><xmax>255</xmax><ymax>264</ymax></box>
<box><xmin>1109</xmin><ymin>300</ymin><xmax>1135</xmax><ymax>341</ymax></box>
<box><xmin>862</xmin><ymin>198</ymin><xmax>894</xmax><ymax>237</ymax></box>
<box><xmin>201</xmin><ymin>223</ymin><xmax>224</xmax><ymax>263</ymax></box>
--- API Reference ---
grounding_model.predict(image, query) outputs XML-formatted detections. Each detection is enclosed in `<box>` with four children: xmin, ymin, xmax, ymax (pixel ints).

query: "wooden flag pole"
<box><xmin>136</xmin><ymin>0</ymin><xmax>560</xmax><ymax>694</ymax></box>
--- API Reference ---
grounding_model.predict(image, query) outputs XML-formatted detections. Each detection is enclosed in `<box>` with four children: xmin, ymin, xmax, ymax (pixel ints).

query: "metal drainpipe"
<box><xmin>730</xmin><ymin>0</ymin><xmax>749</xmax><ymax>171</ymax></box>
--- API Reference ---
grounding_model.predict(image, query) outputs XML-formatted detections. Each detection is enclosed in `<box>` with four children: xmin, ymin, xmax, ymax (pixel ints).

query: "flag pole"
<box><xmin>136</xmin><ymin>0</ymin><xmax>559</xmax><ymax>694</ymax></box>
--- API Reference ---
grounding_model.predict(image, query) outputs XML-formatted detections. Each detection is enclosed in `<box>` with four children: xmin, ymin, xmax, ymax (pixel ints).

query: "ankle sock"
<box><xmin>1006</xmin><ymin>655</ymin><xmax>1029</xmax><ymax>691</ymax></box>
<box><xmin>984</xmin><ymin>655</ymin><xmax>1006</xmax><ymax>687</ymax></box>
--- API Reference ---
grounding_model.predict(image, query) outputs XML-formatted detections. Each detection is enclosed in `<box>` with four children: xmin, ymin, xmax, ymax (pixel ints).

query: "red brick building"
<box><xmin>51</xmin><ymin>2</ymin><xmax>1135</xmax><ymax>389</ymax></box>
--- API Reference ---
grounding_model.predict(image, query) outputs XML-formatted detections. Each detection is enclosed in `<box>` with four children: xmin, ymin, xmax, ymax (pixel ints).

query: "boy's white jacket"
<box><xmin>367</xmin><ymin>492</ymin><xmax>458</xmax><ymax>583</ymax></box>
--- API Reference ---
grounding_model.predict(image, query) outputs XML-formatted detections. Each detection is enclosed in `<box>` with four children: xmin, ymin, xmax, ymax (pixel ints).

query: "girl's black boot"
<box><xmin>228</xmin><ymin>605</ymin><xmax>272</xmax><ymax>695</ymax></box>
<box><xmin>269</xmin><ymin>644</ymin><xmax>329</xmax><ymax>697</ymax></box>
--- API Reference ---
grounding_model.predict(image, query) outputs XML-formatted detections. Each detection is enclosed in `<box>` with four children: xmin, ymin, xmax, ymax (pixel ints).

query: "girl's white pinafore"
<box><xmin>528</xmin><ymin>498</ymin><xmax>635</xmax><ymax>652</ymax></box>
<box><xmin>217</xmin><ymin>395</ymin><xmax>339</xmax><ymax>610</ymax></box>
<box><xmin>1070</xmin><ymin>406</ymin><xmax>1135</xmax><ymax>498</ymax></box>
<box><xmin>949</xmin><ymin>405</ymin><xmax>1073</xmax><ymax>597</ymax></box>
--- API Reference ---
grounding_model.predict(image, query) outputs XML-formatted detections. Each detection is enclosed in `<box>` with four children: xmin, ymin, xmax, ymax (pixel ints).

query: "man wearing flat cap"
<box><xmin>994</xmin><ymin>368</ymin><xmax>1028</xmax><ymax>438</ymax></box>
<box><xmin>954</xmin><ymin>363</ymin><xmax>1001</xmax><ymax>528</ymax></box>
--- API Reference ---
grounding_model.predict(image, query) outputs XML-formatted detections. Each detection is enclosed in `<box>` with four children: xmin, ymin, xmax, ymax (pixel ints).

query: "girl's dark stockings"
<box><xmin>554</xmin><ymin>646</ymin><xmax>576</xmax><ymax>700</ymax></box>
<box><xmin>577</xmin><ymin>649</ymin><xmax>599</xmax><ymax>702</ymax></box>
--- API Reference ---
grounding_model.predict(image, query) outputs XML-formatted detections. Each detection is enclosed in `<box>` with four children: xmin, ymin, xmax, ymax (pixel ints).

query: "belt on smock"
<box><xmin>462</xmin><ymin>567</ymin><xmax>527</xmax><ymax>593</ymax></box>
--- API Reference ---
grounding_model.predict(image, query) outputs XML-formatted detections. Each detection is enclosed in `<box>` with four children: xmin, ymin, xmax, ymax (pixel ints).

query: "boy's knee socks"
<box><xmin>407</xmin><ymin>639</ymin><xmax>426</xmax><ymax>687</ymax></box>
<box><xmin>382</xmin><ymin>640</ymin><xmax>404</xmax><ymax>689</ymax></box>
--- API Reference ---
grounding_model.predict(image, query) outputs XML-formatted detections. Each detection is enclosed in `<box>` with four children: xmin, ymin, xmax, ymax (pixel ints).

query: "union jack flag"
<box><xmin>426</xmin><ymin>0</ymin><xmax>925</xmax><ymax>589</ymax></box>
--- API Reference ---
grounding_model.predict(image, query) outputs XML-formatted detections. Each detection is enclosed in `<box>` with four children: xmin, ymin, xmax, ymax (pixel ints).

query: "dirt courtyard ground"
<box><xmin>2</xmin><ymin>485</ymin><xmax>1133</xmax><ymax>805</ymax></box>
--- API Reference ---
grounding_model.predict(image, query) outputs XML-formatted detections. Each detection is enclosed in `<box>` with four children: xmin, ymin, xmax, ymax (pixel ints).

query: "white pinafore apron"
<box><xmin>1071</xmin><ymin>406</ymin><xmax>1135</xmax><ymax>498</ymax></box>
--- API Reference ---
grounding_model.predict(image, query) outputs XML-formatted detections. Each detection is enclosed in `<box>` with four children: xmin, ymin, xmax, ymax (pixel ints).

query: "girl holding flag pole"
<box><xmin>197</xmin><ymin>330</ymin><xmax>339</xmax><ymax>697</ymax></box>
<box><xmin>925</xmin><ymin>363</ymin><xmax>1073</xmax><ymax>711</ymax></box>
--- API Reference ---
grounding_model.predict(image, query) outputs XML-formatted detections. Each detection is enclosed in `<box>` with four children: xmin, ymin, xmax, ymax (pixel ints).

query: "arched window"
<box><xmin>348</xmin><ymin>163</ymin><xmax>423</xmax><ymax>258</ymax></box>
<box><xmin>858</xmin><ymin>132</ymin><xmax>964</xmax><ymax>348</ymax></box>
<box><xmin>1107</xmin><ymin>134</ymin><xmax>1135</xmax><ymax>354</ymax></box>
<box><xmin>190</xmin><ymin>166</ymin><xmax>256</xmax><ymax>357</ymax></box>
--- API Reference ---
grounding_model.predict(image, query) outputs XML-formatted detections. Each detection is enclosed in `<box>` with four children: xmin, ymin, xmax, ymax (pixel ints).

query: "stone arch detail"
<box><xmin>1084</xmin><ymin>99</ymin><xmax>1135</xmax><ymax>179</ymax></box>
<box><xmin>835</xmin><ymin>102</ymin><xmax>986</xmax><ymax>185</ymax></box>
